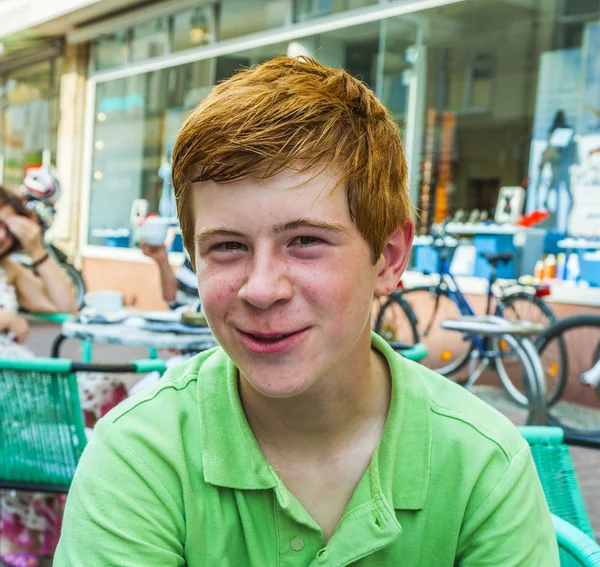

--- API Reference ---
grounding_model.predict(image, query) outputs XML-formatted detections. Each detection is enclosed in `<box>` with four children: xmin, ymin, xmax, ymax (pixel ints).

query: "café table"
<box><xmin>50</xmin><ymin>312</ymin><xmax>218</xmax><ymax>361</ymax></box>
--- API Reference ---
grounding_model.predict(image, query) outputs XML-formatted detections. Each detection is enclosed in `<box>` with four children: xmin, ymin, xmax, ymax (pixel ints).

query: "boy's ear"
<box><xmin>374</xmin><ymin>222</ymin><xmax>414</xmax><ymax>297</ymax></box>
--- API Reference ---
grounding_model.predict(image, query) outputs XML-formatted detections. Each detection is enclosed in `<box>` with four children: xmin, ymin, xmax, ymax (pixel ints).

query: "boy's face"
<box><xmin>192</xmin><ymin>166</ymin><xmax>411</xmax><ymax>398</ymax></box>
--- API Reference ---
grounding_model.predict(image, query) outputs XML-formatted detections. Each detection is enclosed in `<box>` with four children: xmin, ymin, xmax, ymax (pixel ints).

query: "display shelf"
<box><xmin>444</xmin><ymin>223</ymin><xmax>523</xmax><ymax>235</ymax></box>
<box><xmin>557</xmin><ymin>238</ymin><xmax>600</xmax><ymax>250</ymax></box>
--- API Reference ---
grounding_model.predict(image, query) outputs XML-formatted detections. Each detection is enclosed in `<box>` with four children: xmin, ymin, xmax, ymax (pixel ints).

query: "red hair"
<box><xmin>173</xmin><ymin>56</ymin><xmax>413</xmax><ymax>265</ymax></box>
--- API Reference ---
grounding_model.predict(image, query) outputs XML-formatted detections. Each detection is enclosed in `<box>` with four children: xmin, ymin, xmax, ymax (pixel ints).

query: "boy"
<box><xmin>55</xmin><ymin>56</ymin><xmax>558</xmax><ymax>566</ymax></box>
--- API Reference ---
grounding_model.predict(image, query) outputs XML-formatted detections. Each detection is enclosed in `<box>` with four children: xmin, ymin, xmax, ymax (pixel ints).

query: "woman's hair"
<box><xmin>172</xmin><ymin>56</ymin><xmax>413</xmax><ymax>266</ymax></box>
<box><xmin>0</xmin><ymin>185</ymin><xmax>33</xmax><ymax>217</ymax></box>
<box><xmin>0</xmin><ymin>185</ymin><xmax>35</xmax><ymax>256</ymax></box>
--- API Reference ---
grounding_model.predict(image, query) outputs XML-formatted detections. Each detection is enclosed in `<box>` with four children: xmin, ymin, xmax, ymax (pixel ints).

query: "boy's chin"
<box><xmin>241</xmin><ymin>373</ymin><xmax>315</xmax><ymax>399</ymax></box>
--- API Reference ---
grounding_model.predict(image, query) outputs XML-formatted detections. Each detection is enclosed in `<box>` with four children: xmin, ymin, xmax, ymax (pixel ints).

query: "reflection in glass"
<box><xmin>1</xmin><ymin>60</ymin><xmax>60</xmax><ymax>189</ymax></box>
<box><xmin>294</xmin><ymin>0</ymin><xmax>377</xmax><ymax>22</ymax></box>
<box><xmin>92</xmin><ymin>30</ymin><xmax>130</xmax><ymax>71</ymax></box>
<box><xmin>172</xmin><ymin>7</ymin><xmax>213</xmax><ymax>52</ymax></box>
<box><xmin>88</xmin><ymin>61</ymin><xmax>213</xmax><ymax>247</ymax></box>
<box><xmin>131</xmin><ymin>17</ymin><xmax>169</xmax><ymax>62</ymax></box>
<box><xmin>218</xmin><ymin>0</ymin><xmax>290</xmax><ymax>41</ymax></box>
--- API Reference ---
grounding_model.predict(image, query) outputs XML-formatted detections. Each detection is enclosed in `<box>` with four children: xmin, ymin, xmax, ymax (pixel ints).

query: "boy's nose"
<box><xmin>238</xmin><ymin>253</ymin><xmax>293</xmax><ymax>310</ymax></box>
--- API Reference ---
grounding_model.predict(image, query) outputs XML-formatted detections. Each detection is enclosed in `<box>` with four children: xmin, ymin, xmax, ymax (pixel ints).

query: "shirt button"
<box><xmin>290</xmin><ymin>537</ymin><xmax>305</xmax><ymax>551</ymax></box>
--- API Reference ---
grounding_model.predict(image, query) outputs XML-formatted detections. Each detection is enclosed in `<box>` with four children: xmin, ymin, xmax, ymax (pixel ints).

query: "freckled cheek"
<box><xmin>297</xmin><ymin>270</ymin><xmax>349</xmax><ymax>306</ymax></box>
<box><xmin>198</xmin><ymin>271</ymin><xmax>244</xmax><ymax>310</ymax></box>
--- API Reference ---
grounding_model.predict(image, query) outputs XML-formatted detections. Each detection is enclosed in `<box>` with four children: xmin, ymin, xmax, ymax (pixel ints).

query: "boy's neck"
<box><xmin>239</xmin><ymin>340</ymin><xmax>392</xmax><ymax>461</ymax></box>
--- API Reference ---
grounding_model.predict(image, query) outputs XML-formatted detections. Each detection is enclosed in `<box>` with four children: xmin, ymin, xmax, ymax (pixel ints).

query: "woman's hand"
<box><xmin>5</xmin><ymin>215</ymin><xmax>46</xmax><ymax>260</ymax></box>
<box><xmin>0</xmin><ymin>311</ymin><xmax>29</xmax><ymax>343</ymax></box>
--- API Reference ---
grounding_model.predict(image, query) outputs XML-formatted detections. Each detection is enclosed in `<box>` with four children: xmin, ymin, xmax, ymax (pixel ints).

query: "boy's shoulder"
<box><xmin>395</xmin><ymin>353</ymin><xmax>527</xmax><ymax>462</ymax></box>
<box><xmin>100</xmin><ymin>347</ymin><xmax>225</xmax><ymax>432</ymax></box>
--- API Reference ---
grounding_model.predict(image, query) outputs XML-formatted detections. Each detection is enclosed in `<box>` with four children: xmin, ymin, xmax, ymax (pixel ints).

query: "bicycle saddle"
<box><xmin>481</xmin><ymin>252</ymin><xmax>513</xmax><ymax>265</ymax></box>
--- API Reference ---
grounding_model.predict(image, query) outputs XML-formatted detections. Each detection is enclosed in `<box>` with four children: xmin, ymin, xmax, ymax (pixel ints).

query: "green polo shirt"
<box><xmin>55</xmin><ymin>334</ymin><xmax>558</xmax><ymax>566</ymax></box>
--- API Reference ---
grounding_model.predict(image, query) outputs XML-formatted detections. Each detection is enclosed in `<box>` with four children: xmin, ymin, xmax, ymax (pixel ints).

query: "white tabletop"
<box><xmin>61</xmin><ymin>316</ymin><xmax>218</xmax><ymax>352</ymax></box>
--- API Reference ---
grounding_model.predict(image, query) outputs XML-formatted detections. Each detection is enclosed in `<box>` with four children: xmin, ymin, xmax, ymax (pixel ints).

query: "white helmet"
<box><xmin>22</xmin><ymin>167</ymin><xmax>61</xmax><ymax>205</ymax></box>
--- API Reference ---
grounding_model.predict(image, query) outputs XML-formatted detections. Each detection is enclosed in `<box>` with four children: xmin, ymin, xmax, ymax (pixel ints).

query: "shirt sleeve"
<box><xmin>457</xmin><ymin>444</ymin><xmax>560</xmax><ymax>566</ymax></box>
<box><xmin>53</xmin><ymin>419</ymin><xmax>186</xmax><ymax>566</ymax></box>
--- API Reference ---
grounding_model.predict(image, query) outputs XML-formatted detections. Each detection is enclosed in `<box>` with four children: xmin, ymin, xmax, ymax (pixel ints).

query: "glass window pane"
<box><xmin>294</xmin><ymin>0</ymin><xmax>377</xmax><ymax>23</ymax></box>
<box><xmin>563</xmin><ymin>0</ymin><xmax>600</xmax><ymax>16</ymax></box>
<box><xmin>400</xmin><ymin>0</ymin><xmax>600</xmax><ymax>235</ymax></box>
<box><xmin>92</xmin><ymin>30</ymin><xmax>129</xmax><ymax>71</ymax></box>
<box><xmin>88</xmin><ymin>60</ymin><xmax>213</xmax><ymax>247</ymax></box>
<box><xmin>1</xmin><ymin>60</ymin><xmax>60</xmax><ymax>188</ymax></box>
<box><xmin>131</xmin><ymin>16</ymin><xmax>169</xmax><ymax>62</ymax></box>
<box><xmin>219</xmin><ymin>0</ymin><xmax>290</xmax><ymax>41</ymax></box>
<box><xmin>172</xmin><ymin>6</ymin><xmax>213</xmax><ymax>51</ymax></box>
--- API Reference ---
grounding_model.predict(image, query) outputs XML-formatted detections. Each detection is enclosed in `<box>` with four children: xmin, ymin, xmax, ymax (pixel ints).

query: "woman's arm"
<box><xmin>5</xmin><ymin>215</ymin><xmax>78</xmax><ymax>313</ymax></box>
<box><xmin>10</xmin><ymin>258</ymin><xmax>78</xmax><ymax>313</ymax></box>
<box><xmin>140</xmin><ymin>241</ymin><xmax>178</xmax><ymax>304</ymax></box>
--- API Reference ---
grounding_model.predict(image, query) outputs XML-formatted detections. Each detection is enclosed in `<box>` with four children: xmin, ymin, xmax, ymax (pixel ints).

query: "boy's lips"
<box><xmin>235</xmin><ymin>327</ymin><xmax>310</xmax><ymax>354</ymax></box>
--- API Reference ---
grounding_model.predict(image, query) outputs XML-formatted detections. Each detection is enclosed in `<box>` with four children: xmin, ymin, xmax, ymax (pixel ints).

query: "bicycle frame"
<box><xmin>433</xmin><ymin>252</ymin><xmax>498</xmax><ymax>355</ymax></box>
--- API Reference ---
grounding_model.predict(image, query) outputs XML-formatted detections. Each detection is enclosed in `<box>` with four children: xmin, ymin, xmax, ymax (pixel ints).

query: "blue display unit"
<box><xmin>473</xmin><ymin>233</ymin><xmax>516</xmax><ymax>279</ymax></box>
<box><xmin>412</xmin><ymin>226</ymin><xmax>546</xmax><ymax>281</ymax></box>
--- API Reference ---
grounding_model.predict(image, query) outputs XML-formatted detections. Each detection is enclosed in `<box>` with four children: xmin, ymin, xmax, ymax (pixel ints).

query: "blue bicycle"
<box><xmin>375</xmin><ymin>227</ymin><xmax>565</xmax><ymax>405</ymax></box>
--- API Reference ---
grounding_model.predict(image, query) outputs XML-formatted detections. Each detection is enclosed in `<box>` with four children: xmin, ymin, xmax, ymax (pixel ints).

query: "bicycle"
<box><xmin>441</xmin><ymin>316</ymin><xmax>547</xmax><ymax>425</ymax></box>
<box><xmin>536</xmin><ymin>314</ymin><xmax>600</xmax><ymax>446</ymax></box>
<box><xmin>375</xmin><ymin>225</ymin><xmax>565</xmax><ymax>405</ymax></box>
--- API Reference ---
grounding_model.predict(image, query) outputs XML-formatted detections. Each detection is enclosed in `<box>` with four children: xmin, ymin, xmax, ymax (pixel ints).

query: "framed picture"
<box><xmin>494</xmin><ymin>186</ymin><xmax>526</xmax><ymax>224</ymax></box>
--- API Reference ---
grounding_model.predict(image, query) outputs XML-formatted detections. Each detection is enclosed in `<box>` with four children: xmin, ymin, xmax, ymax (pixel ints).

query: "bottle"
<box><xmin>556</xmin><ymin>253</ymin><xmax>567</xmax><ymax>280</ymax></box>
<box><xmin>566</xmin><ymin>253</ymin><xmax>580</xmax><ymax>282</ymax></box>
<box><xmin>543</xmin><ymin>254</ymin><xmax>557</xmax><ymax>280</ymax></box>
<box><xmin>533</xmin><ymin>258</ymin><xmax>545</xmax><ymax>282</ymax></box>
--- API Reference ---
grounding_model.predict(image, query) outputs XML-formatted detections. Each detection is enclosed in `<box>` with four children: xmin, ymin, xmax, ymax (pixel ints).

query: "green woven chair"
<box><xmin>520</xmin><ymin>426</ymin><xmax>599</xmax><ymax>566</ymax></box>
<box><xmin>387</xmin><ymin>342</ymin><xmax>429</xmax><ymax>362</ymax></box>
<box><xmin>0</xmin><ymin>357</ymin><xmax>166</xmax><ymax>493</ymax></box>
<box><xmin>553</xmin><ymin>514</ymin><xmax>600</xmax><ymax>566</ymax></box>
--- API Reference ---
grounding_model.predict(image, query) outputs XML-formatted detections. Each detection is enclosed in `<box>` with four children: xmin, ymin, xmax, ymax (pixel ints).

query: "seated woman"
<box><xmin>0</xmin><ymin>185</ymin><xmax>127</xmax><ymax>567</ymax></box>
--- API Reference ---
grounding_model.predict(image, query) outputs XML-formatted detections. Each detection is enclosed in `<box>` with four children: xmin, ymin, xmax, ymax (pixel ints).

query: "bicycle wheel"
<box><xmin>537</xmin><ymin>314</ymin><xmax>600</xmax><ymax>435</ymax></box>
<box><xmin>374</xmin><ymin>293</ymin><xmax>419</xmax><ymax>346</ymax></box>
<box><xmin>400</xmin><ymin>286</ymin><xmax>473</xmax><ymax>376</ymax></box>
<box><xmin>495</xmin><ymin>292</ymin><xmax>566</xmax><ymax>406</ymax></box>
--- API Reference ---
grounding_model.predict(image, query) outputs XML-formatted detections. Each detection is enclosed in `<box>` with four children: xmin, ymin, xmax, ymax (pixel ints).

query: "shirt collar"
<box><xmin>371</xmin><ymin>333</ymin><xmax>432</xmax><ymax>510</ymax></box>
<box><xmin>198</xmin><ymin>348</ymin><xmax>276</xmax><ymax>490</ymax></box>
<box><xmin>198</xmin><ymin>333</ymin><xmax>431</xmax><ymax>510</ymax></box>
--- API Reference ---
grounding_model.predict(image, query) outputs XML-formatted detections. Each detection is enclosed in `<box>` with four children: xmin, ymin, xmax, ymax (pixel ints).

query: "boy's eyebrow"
<box><xmin>194</xmin><ymin>228</ymin><xmax>245</xmax><ymax>244</ymax></box>
<box><xmin>194</xmin><ymin>219</ymin><xmax>348</xmax><ymax>243</ymax></box>
<box><xmin>268</xmin><ymin>219</ymin><xmax>348</xmax><ymax>237</ymax></box>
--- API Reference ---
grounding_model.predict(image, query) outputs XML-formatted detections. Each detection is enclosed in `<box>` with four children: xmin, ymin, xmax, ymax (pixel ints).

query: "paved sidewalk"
<box><xmin>19</xmin><ymin>317</ymin><xmax>600</xmax><ymax>541</ymax></box>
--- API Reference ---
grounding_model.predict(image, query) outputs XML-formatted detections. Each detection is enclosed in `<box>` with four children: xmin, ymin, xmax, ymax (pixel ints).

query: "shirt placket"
<box><xmin>275</xmin><ymin>502</ymin><xmax>324</xmax><ymax>567</ymax></box>
<box><xmin>308</xmin><ymin>494</ymin><xmax>402</xmax><ymax>567</ymax></box>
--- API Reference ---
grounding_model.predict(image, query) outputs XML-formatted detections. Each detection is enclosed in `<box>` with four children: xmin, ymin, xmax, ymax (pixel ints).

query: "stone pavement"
<box><xmin>19</xmin><ymin>316</ymin><xmax>600</xmax><ymax>542</ymax></box>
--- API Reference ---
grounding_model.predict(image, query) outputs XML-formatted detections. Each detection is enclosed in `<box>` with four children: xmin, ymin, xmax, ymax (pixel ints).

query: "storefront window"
<box><xmin>217</xmin><ymin>18</ymin><xmax>413</xmax><ymax>127</ymax></box>
<box><xmin>88</xmin><ymin>60</ymin><xmax>213</xmax><ymax>247</ymax></box>
<box><xmin>172</xmin><ymin>6</ymin><xmax>213</xmax><ymax>52</ymax></box>
<box><xmin>86</xmin><ymin>0</ymin><xmax>600</xmax><ymax>254</ymax></box>
<box><xmin>1</xmin><ymin>59</ymin><xmax>61</xmax><ymax>189</ymax></box>
<box><xmin>131</xmin><ymin>16</ymin><xmax>170</xmax><ymax>62</ymax></box>
<box><xmin>91</xmin><ymin>30</ymin><xmax>130</xmax><ymax>71</ymax></box>
<box><xmin>218</xmin><ymin>0</ymin><xmax>290</xmax><ymax>41</ymax></box>
<box><xmin>294</xmin><ymin>0</ymin><xmax>377</xmax><ymax>22</ymax></box>
<box><xmin>403</xmin><ymin>0</ymin><xmax>600</xmax><ymax>234</ymax></box>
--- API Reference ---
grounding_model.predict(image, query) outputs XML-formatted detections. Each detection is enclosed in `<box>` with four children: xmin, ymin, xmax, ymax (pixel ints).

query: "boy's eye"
<box><xmin>292</xmin><ymin>236</ymin><xmax>322</xmax><ymax>246</ymax></box>
<box><xmin>215</xmin><ymin>242</ymin><xmax>245</xmax><ymax>251</ymax></box>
